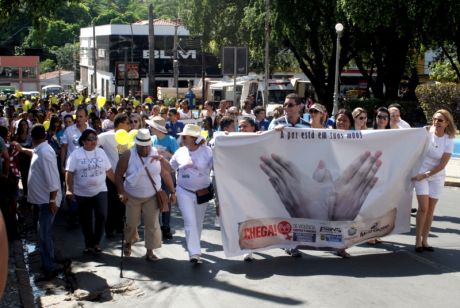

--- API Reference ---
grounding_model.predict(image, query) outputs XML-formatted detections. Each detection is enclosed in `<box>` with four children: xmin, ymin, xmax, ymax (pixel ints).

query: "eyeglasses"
<box><xmin>432</xmin><ymin>117</ymin><xmax>444</xmax><ymax>123</ymax></box>
<box><xmin>86</xmin><ymin>136</ymin><xmax>98</xmax><ymax>141</ymax></box>
<box><xmin>357</xmin><ymin>116</ymin><xmax>367</xmax><ymax>120</ymax></box>
<box><xmin>130</xmin><ymin>120</ymin><xmax>139</xmax><ymax>124</ymax></box>
<box><xmin>309</xmin><ymin>109</ymin><xmax>320</xmax><ymax>114</ymax></box>
<box><xmin>377</xmin><ymin>115</ymin><xmax>388</xmax><ymax>120</ymax></box>
<box><xmin>284</xmin><ymin>103</ymin><xmax>296</xmax><ymax>108</ymax></box>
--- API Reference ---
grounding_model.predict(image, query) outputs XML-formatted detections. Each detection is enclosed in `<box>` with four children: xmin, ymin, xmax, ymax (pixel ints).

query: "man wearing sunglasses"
<box><xmin>267</xmin><ymin>93</ymin><xmax>309</xmax><ymax>258</ymax></box>
<box><xmin>268</xmin><ymin>93</ymin><xmax>310</xmax><ymax>130</ymax></box>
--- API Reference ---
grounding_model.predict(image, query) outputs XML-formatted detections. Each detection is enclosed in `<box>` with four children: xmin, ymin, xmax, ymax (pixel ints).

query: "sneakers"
<box><xmin>161</xmin><ymin>226</ymin><xmax>173</xmax><ymax>241</ymax></box>
<box><xmin>285</xmin><ymin>248</ymin><xmax>302</xmax><ymax>258</ymax></box>
<box><xmin>190</xmin><ymin>255</ymin><xmax>203</xmax><ymax>264</ymax></box>
<box><xmin>243</xmin><ymin>253</ymin><xmax>254</xmax><ymax>262</ymax></box>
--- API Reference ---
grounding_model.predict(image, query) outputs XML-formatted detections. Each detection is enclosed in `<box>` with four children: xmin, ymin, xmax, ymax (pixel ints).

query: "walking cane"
<box><xmin>120</xmin><ymin>214</ymin><xmax>126</xmax><ymax>278</ymax></box>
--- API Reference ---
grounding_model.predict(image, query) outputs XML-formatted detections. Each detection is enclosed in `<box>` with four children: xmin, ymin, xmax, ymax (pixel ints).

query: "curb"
<box><xmin>12</xmin><ymin>240</ymin><xmax>35</xmax><ymax>308</ymax></box>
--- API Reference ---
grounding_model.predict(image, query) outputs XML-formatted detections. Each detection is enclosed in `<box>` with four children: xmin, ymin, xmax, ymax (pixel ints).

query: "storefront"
<box><xmin>79</xmin><ymin>20</ymin><xmax>221</xmax><ymax>98</ymax></box>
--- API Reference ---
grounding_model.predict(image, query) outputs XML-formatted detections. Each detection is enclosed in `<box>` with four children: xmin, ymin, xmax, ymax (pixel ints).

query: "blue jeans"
<box><xmin>37</xmin><ymin>203</ymin><xmax>56</xmax><ymax>274</ymax></box>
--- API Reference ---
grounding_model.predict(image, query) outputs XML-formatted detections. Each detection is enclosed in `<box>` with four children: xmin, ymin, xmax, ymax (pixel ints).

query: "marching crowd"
<box><xmin>0</xmin><ymin>91</ymin><xmax>455</xmax><ymax>280</ymax></box>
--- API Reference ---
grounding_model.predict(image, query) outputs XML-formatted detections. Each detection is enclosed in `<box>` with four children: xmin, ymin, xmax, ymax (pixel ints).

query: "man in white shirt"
<box><xmin>98</xmin><ymin>113</ymin><xmax>130</xmax><ymax>238</ymax></box>
<box><xmin>18</xmin><ymin>124</ymin><xmax>62</xmax><ymax>280</ymax></box>
<box><xmin>60</xmin><ymin>107</ymin><xmax>90</xmax><ymax>227</ymax></box>
<box><xmin>388</xmin><ymin>104</ymin><xmax>411</xmax><ymax>129</ymax></box>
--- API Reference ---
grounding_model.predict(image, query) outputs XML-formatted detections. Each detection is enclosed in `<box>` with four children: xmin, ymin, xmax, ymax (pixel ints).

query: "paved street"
<box><xmin>23</xmin><ymin>184</ymin><xmax>459</xmax><ymax>308</ymax></box>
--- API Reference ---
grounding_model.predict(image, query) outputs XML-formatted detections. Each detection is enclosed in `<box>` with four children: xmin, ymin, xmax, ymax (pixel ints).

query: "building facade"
<box><xmin>79</xmin><ymin>20</ymin><xmax>221</xmax><ymax>98</ymax></box>
<box><xmin>0</xmin><ymin>56</ymin><xmax>40</xmax><ymax>91</ymax></box>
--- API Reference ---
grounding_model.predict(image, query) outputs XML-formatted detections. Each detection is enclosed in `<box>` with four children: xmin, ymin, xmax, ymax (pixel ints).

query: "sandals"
<box><xmin>336</xmin><ymin>249</ymin><xmax>351</xmax><ymax>259</ymax></box>
<box><xmin>145</xmin><ymin>253</ymin><xmax>159</xmax><ymax>262</ymax></box>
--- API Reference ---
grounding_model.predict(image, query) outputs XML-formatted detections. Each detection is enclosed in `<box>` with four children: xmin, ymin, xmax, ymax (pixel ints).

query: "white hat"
<box><xmin>145</xmin><ymin>116</ymin><xmax>167</xmax><ymax>134</ymax></box>
<box><xmin>178</xmin><ymin>124</ymin><xmax>201</xmax><ymax>138</ymax></box>
<box><xmin>135</xmin><ymin>128</ymin><xmax>152</xmax><ymax>146</ymax></box>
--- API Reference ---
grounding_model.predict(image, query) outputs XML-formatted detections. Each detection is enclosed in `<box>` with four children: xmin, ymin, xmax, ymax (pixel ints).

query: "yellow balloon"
<box><xmin>114</xmin><ymin>129</ymin><xmax>129</xmax><ymax>145</ymax></box>
<box><xmin>128</xmin><ymin>129</ymin><xmax>138</xmax><ymax>142</ymax></box>
<box><xmin>133</xmin><ymin>100</ymin><xmax>140</xmax><ymax>107</ymax></box>
<box><xmin>16</xmin><ymin>91</ymin><xmax>23</xmax><ymax>97</ymax></box>
<box><xmin>85</xmin><ymin>98</ymin><xmax>91</xmax><ymax>103</ymax></box>
<box><xmin>23</xmin><ymin>101</ymin><xmax>32</xmax><ymax>111</ymax></box>
<box><xmin>115</xmin><ymin>95</ymin><xmax>121</xmax><ymax>104</ymax></box>
<box><xmin>72</xmin><ymin>114</ymin><xmax>76</xmax><ymax>120</ymax></box>
<box><xmin>74</xmin><ymin>98</ymin><xmax>82</xmax><ymax>107</ymax></box>
<box><xmin>201</xmin><ymin>130</ymin><xmax>208</xmax><ymax>139</ymax></box>
<box><xmin>97</xmin><ymin>96</ymin><xmax>106</xmax><ymax>109</ymax></box>
<box><xmin>145</xmin><ymin>97</ymin><xmax>152</xmax><ymax>104</ymax></box>
<box><xmin>51</xmin><ymin>96</ymin><xmax>58</xmax><ymax>105</ymax></box>
<box><xmin>43</xmin><ymin>120</ymin><xmax>50</xmax><ymax>131</ymax></box>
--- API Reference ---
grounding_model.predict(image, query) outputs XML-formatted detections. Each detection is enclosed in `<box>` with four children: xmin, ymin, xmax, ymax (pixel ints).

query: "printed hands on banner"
<box><xmin>260</xmin><ymin>151</ymin><xmax>382</xmax><ymax>221</ymax></box>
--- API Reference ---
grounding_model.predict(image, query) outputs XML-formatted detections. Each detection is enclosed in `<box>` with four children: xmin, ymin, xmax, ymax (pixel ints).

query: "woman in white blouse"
<box><xmin>412</xmin><ymin>109</ymin><xmax>456</xmax><ymax>252</ymax></box>
<box><xmin>170</xmin><ymin>124</ymin><xmax>213</xmax><ymax>264</ymax></box>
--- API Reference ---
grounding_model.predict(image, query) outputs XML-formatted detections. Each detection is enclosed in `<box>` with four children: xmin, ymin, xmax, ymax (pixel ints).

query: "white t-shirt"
<box><xmin>124</xmin><ymin>147</ymin><xmax>161</xmax><ymax>198</ymax></box>
<box><xmin>178</xmin><ymin>109</ymin><xmax>192</xmax><ymax>119</ymax></box>
<box><xmin>397</xmin><ymin>119</ymin><xmax>411</xmax><ymax>128</ymax></box>
<box><xmin>98</xmin><ymin>130</ymin><xmax>127</xmax><ymax>172</ymax></box>
<box><xmin>170</xmin><ymin>145</ymin><xmax>213</xmax><ymax>191</ymax></box>
<box><xmin>61</xmin><ymin>124</ymin><xmax>89</xmax><ymax>157</ymax></box>
<box><xmin>102</xmin><ymin>119</ymin><xmax>114</xmax><ymax>131</ymax></box>
<box><xmin>419</xmin><ymin>133</ymin><xmax>454</xmax><ymax>178</ymax></box>
<box><xmin>66</xmin><ymin>147</ymin><xmax>112</xmax><ymax>197</ymax></box>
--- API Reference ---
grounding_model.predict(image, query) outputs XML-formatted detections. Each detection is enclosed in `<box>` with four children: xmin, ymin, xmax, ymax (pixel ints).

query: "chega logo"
<box><xmin>242</xmin><ymin>221</ymin><xmax>292</xmax><ymax>240</ymax></box>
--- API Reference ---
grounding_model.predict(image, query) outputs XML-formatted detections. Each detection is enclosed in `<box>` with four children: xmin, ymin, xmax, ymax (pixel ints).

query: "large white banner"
<box><xmin>213</xmin><ymin>128</ymin><xmax>429</xmax><ymax>257</ymax></box>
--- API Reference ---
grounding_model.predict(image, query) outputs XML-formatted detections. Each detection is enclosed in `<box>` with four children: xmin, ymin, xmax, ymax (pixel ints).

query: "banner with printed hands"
<box><xmin>213</xmin><ymin>128</ymin><xmax>429</xmax><ymax>257</ymax></box>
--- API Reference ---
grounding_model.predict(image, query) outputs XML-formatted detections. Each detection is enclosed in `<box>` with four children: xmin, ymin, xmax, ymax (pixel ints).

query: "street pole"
<box><xmin>201</xmin><ymin>37</ymin><xmax>205</xmax><ymax>103</ymax></box>
<box><xmin>129</xmin><ymin>23</ymin><xmax>134</xmax><ymax>97</ymax></box>
<box><xmin>148</xmin><ymin>4</ymin><xmax>156</xmax><ymax>98</ymax></box>
<box><xmin>233</xmin><ymin>47</ymin><xmax>237</xmax><ymax>108</ymax></box>
<box><xmin>264</xmin><ymin>0</ymin><xmax>270</xmax><ymax>108</ymax></box>
<box><xmin>92</xmin><ymin>22</ymin><xmax>97</xmax><ymax>95</ymax></box>
<box><xmin>332</xmin><ymin>23</ymin><xmax>344</xmax><ymax>116</ymax></box>
<box><xmin>173</xmin><ymin>21</ymin><xmax>179</xmax><ymax>100</ymax></box>
<box><xmin>124</xmin><ymin>47</ymin><xmax>128</xmax><ymax>97</ymax></box>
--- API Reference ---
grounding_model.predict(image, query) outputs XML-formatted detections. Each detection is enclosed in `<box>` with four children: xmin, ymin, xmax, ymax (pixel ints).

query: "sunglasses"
<box><xmin>86</xmin><ymin>136</ymin><xmax>98</xmax><ymax>141</ymax></box>
<box><xmin>130</xmin><ymin>120</ymin><xmax>139</xmax><ymax>124</ymax></box>
<box><xmin>284</xmin><ymin>103</ymin><xmax>296</xmax><ymax>108</ymax></box>
<box><xmin>377</xmin><ymin>115</ymin><xmax>388</xmax><ymax>120</ymax></box>
<box><xmin>309</xmin><ymin>109</ymin><xmax>320</xmax><ymax>114</ymax></box>
<box><xmin>357</xmin><ymin>116</ymin><xmax>367</xmax><ymax>120</ymax></box>
<box><xmin>432</xmin><ymin>117</ymin><xmax>444</xmax><ymax>123</ymax></box>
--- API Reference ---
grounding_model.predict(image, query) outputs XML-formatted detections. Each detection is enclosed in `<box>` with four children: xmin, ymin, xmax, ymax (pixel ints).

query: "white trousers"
<box><xmin>177</xmin><ymin>186</ymin><xmax>208</xmax><ymax>257</ymax></box>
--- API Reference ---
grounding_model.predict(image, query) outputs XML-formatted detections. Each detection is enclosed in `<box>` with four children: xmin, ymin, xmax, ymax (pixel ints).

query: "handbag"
<box><xmin>195</xmin><ymin>184</ymin><xmax>215</xmax><ymax>205</ymax></box>
<box><xmin>138</xmin><ymin>153</ymin><xmax>170</xmax><ymax>212</ymax></box>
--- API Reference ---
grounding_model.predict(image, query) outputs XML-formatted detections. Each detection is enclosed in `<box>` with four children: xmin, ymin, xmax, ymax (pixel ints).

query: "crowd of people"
<box><xmin>0</xmin><ymin>91</ymin><xmax>455</xmax><ymax>279</ymax></box>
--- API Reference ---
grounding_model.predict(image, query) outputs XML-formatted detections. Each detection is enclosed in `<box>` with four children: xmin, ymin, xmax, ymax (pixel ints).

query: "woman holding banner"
<box><xmin>412</xmin><ymin>109</ymin><xmax>456</xmax><ymax>252</ymax></box>
<box><xmin>170</xmin><ymin>124</ymin><xmax>213</xmax><ymax>264</ymax></box>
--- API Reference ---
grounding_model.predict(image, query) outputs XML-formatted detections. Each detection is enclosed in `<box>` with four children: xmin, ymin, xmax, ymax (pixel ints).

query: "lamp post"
<box><xmin>332</xmin><ymin>23</ymin><xmax>344</xmax><ymax>116</ymax></box>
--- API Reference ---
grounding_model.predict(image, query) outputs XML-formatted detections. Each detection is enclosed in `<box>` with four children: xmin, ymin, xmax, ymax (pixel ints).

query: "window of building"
<box><xmin>0</xmin><ymin>66</ymin><xmax>19</xmax><ymax>78</ymax></box>
<box><xmin>22</xmin><ymin>67</ymin><xmax>37</xmax><ymax>79</ymax></box>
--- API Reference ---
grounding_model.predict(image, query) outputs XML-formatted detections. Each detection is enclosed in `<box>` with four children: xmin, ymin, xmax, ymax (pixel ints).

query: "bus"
<box><xmin>41</xmin><ymin>85</ymin><xmax>63</xmax><ymax>98</ymax></box>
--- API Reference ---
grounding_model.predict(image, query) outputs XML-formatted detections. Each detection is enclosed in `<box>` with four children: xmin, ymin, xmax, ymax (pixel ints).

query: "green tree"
<box><xmin>52</xmin><ymin>43</ymin><xmax>79</xmax><ymax>70</ymax></box>
<box><xmin>40</xmin><ymin>59</ymin><xmax>57</xmax><ymax>73</ymax></box>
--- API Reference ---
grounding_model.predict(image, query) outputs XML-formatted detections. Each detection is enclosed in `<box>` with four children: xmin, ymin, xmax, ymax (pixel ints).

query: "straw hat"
<box><xmin>135</xmin><ymin>128</ymin><xmax>152</xmax><ymax>146</ymax></box>
<box><xmin>145</xmin><ymin>116</ymin><xmax>167</xmax><ymax>134</ymax></box>
<box><xmin>178</xmin><ymin>124</ymin><xmax>201</xmax><ymax>138</ymax></box>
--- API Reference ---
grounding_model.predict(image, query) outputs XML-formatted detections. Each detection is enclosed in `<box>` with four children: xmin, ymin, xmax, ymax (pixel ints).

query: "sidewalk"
<box><xmin>445</xmin><ymin>157</ymin><xmax>460</xmax><ymax>187</ymax></box>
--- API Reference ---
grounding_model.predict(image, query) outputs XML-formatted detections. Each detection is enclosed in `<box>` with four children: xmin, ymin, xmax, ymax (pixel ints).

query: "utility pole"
<box><xmin>233</xmin><ymin>47</ymin><xmax>237</xmax><ymax>108</ymax></box>
<box><xmin>173</xmin><ymin>21</ymin><xmax>179</xmax><ymax>100</ymax></box>
<box><xmin>201</xmin><ymin>37</ymin><xmax>205</xmax><ymax>102</ymax></box>
<box><xmin>264</xmin><ymin>0</ymin><xmax>270</xmax><ymax>107</ymax></box>
<box><xmin>148</xmin><ymin>4</ymin><xmax>156</xmax><ymax>98</ymax></box>
<box><xmin>92</xmin><ymin>22</ymin><xmax>97</xmax><ymax>95</ymax></box>
<box><xmin>124</xmin><ymin>47</ymin><xmax>128</xmax><ymax>97</ymax></box>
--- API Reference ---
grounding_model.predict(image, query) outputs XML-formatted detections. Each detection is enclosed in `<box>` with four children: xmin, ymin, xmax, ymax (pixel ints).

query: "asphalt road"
<box><xmin>34</xmin><ymin>186</ymin><xmax>460</xmax><ymax>308</ymax></box>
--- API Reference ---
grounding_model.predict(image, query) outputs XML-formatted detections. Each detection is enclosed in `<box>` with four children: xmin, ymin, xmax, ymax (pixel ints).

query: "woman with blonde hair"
<box><xmin>352</xmin><ymin>107</ymin><xmax>368</xmax><ymax>130</ymax></box>
<box><xmin>412</xmin><ymin>109</ymin><xmax>456</xmax><ymax>252</ymax></box>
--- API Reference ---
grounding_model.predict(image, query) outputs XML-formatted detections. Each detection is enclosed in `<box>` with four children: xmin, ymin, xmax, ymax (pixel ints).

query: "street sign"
<box><xmin>222</xmin><ymin>47</ymin><xmax>248</xmax><ymax>76</ymax></box>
